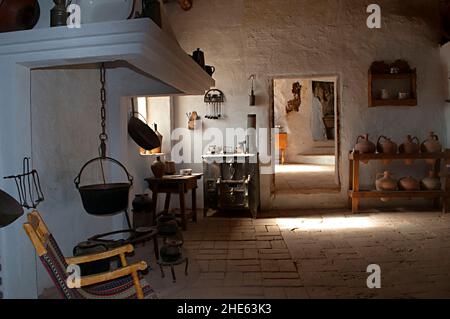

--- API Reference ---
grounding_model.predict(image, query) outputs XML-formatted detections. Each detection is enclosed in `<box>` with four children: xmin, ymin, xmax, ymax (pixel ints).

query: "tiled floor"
<box><xmin>275</xmin><ymin>164</ymin><xmax>339</xmax><ymax>193</ymax></box>
<box><xmin>135</xmin><ymin>210</ymin><xmax>450</xmax><ymax>299</ymax></box>
<box><xmin>41</xmin><ymin>210</ymin><xmax>450</xmax><ymax>299</ymax></box>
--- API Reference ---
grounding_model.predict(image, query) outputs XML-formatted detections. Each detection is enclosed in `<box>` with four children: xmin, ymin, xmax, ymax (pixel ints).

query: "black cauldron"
<box><xmin>75</xmin><ymin>157</ymin><xmax>133</xmax><ymax>216</ymax></box>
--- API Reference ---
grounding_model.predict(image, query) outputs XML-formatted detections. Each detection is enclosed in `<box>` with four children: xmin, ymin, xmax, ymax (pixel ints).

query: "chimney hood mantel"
<box><xmin>0</xmin><ymin>18</ymin><xmax>214</xmax><ymax>94</ymax></box>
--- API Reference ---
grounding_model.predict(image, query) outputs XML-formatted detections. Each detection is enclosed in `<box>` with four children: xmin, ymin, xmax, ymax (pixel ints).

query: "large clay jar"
<box><xmin>151</xmin><ymin>156</ymin><xmax>165</xmax><ymax>178</ymax></box>
<box><xmin>398</xmin><ymin>176</ymin><xmax>420</xmax><ymax>191</ymax></box>
<box><xmin>421</xmin><ymin>171</ymin><xmax>441</xmax><ymax>191</ymax></box>
<box><xmin>376</xmin><ymin>171</ymin><xmax>397</xmax><ymax>202</ymax></box>
<box><xmin>399</xmin><ymin>135</ymin><xmax>420</xmax><ymax>165</ymax></box>
<box><xmin>421</xmin><ymin>132</ymin><xmax>442</xmax><ymax>166</ymax></box>
<box><xmin>355</xmin><ymin>134</ymin><xmax>376</xmax><ymax>164</ymax></box>
<box><xmin>377</xmin><ymin>135</ymin><xmax>398</xmax><ymax>165</ymax></box>
<box><xmin>132</xmin><ymin>194</ymin><xmax>153</xmax><ymax>212</ymax></box>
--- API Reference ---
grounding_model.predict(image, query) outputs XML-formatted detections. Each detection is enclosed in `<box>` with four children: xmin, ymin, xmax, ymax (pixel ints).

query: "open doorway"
<box><xmin>272</xmin><ymin>75</ymin><xmax>340</xmax><ymax>193</ymax></box>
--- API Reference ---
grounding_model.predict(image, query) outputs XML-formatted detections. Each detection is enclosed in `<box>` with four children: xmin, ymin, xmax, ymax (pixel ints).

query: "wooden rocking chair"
<box><xmin>23</xmin><ymin>211</ymin><xmax>158</xmax><ymax>299</ymax></box>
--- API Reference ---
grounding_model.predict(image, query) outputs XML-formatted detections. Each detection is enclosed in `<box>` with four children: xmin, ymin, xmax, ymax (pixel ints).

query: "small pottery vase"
<box><xmin>398</xmin><ymin>176</ymin><xmax>420</xmax><ymax>191</ymax></box>
<box><xmin>421</xmin><ymin>132</ymin><xmax>442</xmax><ymax>166</ymax></box>
<box><xmin>421</xmin><ymin>171</ymin><xmax>441</xmax><ymax>191</ymax></box>
<box><xmin>165</xmin><ymin>161</ymin><xmax>176</xmax><ymax>175</ymax></box>
<box><xmin>377</xmin><ymin>135</ymin><xmax>398</xmax><ymax>165</ymax></box>
<box><xmin>132</xmin><ymin>194</ymin><xmax>153</xmax><ymax>212</ymax></box>
<box><xmin>355</xmin><ymin>134</ymin><xmax>376</xmax><ymax>164</ymax></box>
<box><xmin>151</xmin><ymin>156</ymin><xmax>165</xmax><ymax>178</ymax></box>
<box><xmin>399</xmin><ymin>135</ymin><xmax>420</xmax><ymax>165</ymax></box>
<box><xmin>376</xmin><ymin>171</ymin><xmax>397</xmax><ymax>202</ymax></box>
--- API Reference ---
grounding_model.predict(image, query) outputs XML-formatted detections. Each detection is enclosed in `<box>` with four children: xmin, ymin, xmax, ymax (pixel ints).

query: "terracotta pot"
<box><xmin>151</xmin><ymin>156</ymin><xmax>165</xmax><ymax>178</ymax></box>
<box><xmin>399</xmin><ymin>135</ymin><xmax>420</xmax><ymax>165</ymax></box>
<box><xmin>164</xmin><ymin>161</ymin><xmax>176</xmax><ymax>175</ymax></box>
<box><xmin>355</xmin><ymin>134</ymin><xmax>376</xmax><ymax>154</ymax></box>
<box><xmin>377</xmin><ymin>135</ymin><xmax>398</xmax><ymax>154</ymax></box>
<box><xmin>376</xmin><ymin>171</ymin><xmax>397</xmax><ymax>202</ymax></box>
<box><xmin>421</xmin><ymin>132</ymin><xmax>442</xmax><ymax>166</ymax></box>
<box><xmin>355</xmin><ymin>134</ymin><xmax>376</xmax><ymax>164</ymax></box>
<box><xmin>398</xmin><ymin>176</ymin><xmax>420</xmax><ymax>191</ymax></box>
<box><xmin>421</xmin><ymin>171</ymin><xmax>441</xmax><ymax>191</ymax></box>
<box><xmin>377</xmin><ymin>135</ymin><xmax>398</xmax><ymax>165</ymax></box>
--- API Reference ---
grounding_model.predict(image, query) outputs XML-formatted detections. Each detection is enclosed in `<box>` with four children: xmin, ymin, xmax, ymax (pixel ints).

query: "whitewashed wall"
<box><xmin>166</xmin><ymin>0</ymin><xmax>447</xmax><ymax>210</ymax></box>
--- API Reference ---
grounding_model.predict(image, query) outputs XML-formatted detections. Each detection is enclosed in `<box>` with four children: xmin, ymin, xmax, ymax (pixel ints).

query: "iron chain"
<box><xmin>99</xmin><ymin>63</ymin><xmax>108</xmax><ymax>157</ymax></box>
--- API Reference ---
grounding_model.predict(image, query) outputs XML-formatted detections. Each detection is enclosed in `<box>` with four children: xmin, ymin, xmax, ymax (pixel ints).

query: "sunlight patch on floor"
<box><xmin>275</xmin><ymin>164</ymin><xmax>335</xmax><ymax>174</ymax></box>
<box><xmin>277</xmin><ymin>217</ymin><xmax>376</xmax><ymax>231</ymax></box>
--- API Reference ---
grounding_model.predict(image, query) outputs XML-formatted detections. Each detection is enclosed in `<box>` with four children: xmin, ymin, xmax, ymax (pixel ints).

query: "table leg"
<box><xmin>164</xmin><ymin>193</ymin><xmax>171</xmax><ymax>214</ymax></box>
<box><xmin>153</xmin><ymin>236</ymin><xmax>159</xmax><ymax>261</ymax></box>
<box><xmin>159</xmin><ymin>265</ymin><xmax>165</xmax><ymax>278</ymax></box>
<box><xmin>171</xmin><ymin>265</ymin><xmax>176</xmax><ymax>283</ymax></box>
<box><xmin>192</xmin><ymin>188</ymin><xmax>197</xmax><ymax>223</ymax></box>
<box><xmin>152</xmin><ymin>188</ymin><xmax>158</xmax><ymax>226</ymax></box>
<box><xmin>179</xmin><ymin>184</ymin><xmax>187</xmax><ymax>231</ymax></box>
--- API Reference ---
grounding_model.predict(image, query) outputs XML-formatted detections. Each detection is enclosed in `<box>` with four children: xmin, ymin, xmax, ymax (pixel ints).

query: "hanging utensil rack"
<box><xmin>4</xmin><ymin>157</ymin><xmax>44</xmax><ymax>209</ymax></box>
<box><xmin>204</xmin><ymin>89</ymin><xmax>224</xmax><ymax>120</ymax></box>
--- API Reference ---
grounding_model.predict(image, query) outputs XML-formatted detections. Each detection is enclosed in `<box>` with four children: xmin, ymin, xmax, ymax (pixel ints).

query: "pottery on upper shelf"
<box><xmin>399</xmin><ymin>135</ymin><xmax>420</xmax><ymax>165</ymax></box>
<box><xmin>377</xmin><ymin>135</ymin><xmax>398</xmax><ymax>164</ymax></box>
<box><xmin>421</xmin><ymin>132</ymin><xmax>442</xmax><ymax>165</ymax></box>
<box><xmin>354</xmin><ymin>134</ymin><xmax>376</xmax><ymax>164</ymax></box>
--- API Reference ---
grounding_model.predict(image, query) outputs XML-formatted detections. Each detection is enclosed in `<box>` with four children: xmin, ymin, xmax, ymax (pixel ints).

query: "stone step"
<box><xmin>292</xmin><ymin>155</ymin><xmax>336</xmax><ymax>165</ymax></box>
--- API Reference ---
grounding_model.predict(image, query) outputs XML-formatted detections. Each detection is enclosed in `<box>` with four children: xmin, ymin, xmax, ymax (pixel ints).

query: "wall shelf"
<box><xmin>368</xmin><ymin>60</ymin><xmax>417</xmax><ymax>107</ymax></box>
<box><xmin>348</xmin><ymin>150</ymin><xmax>450</xmax><ymax>214</ymax></box>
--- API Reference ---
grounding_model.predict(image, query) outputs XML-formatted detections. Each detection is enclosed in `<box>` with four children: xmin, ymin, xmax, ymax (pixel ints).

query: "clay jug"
<box><xmin>421</xmin><ymin>132</ymin><xmax>442</xmax><ymax>165</ymax></box>
<box><xmin>421</xmin><ymin>171</ymin><xmax>441</xmax><ymax>191</ymax></box>
<box><xmin>164</xmin><ymin>160</ymin><xmax>176</xmax><ymax>175</ymax></box>
<box><xmin>398</xmin><ymin>176</ymin><xmax>420</xmax><ymax>191</ymax></box>
<box><xmin>377</xmin><ymin>135</ymin><xmax>398</xmax><ymax>165</ymax></box>
<box><xmin>150</xmin><ymin>123</ymin><xmax>163</xmax><ymax>154</ymax></box>
<box><xmin>151</xmin><ymin>156</ymin><xmax>165</xmax><ymax>178</ymax></box>
<box><xmin>376</xmin><ymin>171</ymin><xmax>397</xmax><ymax>202</ymax></box>
<box><xmin>355</xmin><ymin>134</ymin><xmax>376</xmax><ymax>164</ymax></box>
<box><xmin>377</xmin><ymin>136</ymin><xmax>398</xmax><ymax>154</ymax></box>
<box><xmin>132</xmin><ymin>194</ymin><xmax>153</xmax><ymax>212</ymax></box>
<box><xmin>399</xmin><ymin>135</ymin><xmax>420</xmax><ymax>165</ymax></box>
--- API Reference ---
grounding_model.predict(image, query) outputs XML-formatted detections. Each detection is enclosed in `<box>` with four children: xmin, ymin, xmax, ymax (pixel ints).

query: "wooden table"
<box><xmin>145</xmin><ymin>174</ymin><xmax>202</xmax><ymax>230</ymax></box>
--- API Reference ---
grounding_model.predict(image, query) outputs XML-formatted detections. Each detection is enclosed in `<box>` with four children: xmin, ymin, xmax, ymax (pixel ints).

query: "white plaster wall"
<box><xmin>166</xmin><ymin>0</ymin><xmax>446</xmax><ymax>210</ymax></box>
<box><xmin>30</xmin><ymin>69</ymin><xmax>118</xmax><ymax>294</ymax></box>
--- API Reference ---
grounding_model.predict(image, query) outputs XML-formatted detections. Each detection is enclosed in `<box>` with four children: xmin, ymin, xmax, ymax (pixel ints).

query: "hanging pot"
<box><xmin>74</xmin><ymin>157</ymin><xmax>134</xmax><ymax>216</ymax></box>
<box><xmin>0</xmin><ymin>0</ymin><xmax>40</xmax><ymax>33</ymax></box>
<box><xmin>128</xmin><ymin>112</ymin><xmax>161</xmax><ymax>151</ymax></box>
<box><xmin>0</xmin><ymin>189</ymin><xmax>24</xmax><ymax>228</ymax></box>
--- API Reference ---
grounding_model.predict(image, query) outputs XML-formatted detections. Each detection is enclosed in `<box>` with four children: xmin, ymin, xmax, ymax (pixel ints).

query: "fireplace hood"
<box><xmin>0</xmin><ymin>18</ymin><xmax>214</xmax><ymax>94</ymax></box>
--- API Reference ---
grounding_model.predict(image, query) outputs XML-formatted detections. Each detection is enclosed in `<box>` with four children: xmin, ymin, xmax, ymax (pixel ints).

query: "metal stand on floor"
<box><xmin>157</xmin><ymin>256</ymin><xmax>189</xmax><ymax>283</ymax></box>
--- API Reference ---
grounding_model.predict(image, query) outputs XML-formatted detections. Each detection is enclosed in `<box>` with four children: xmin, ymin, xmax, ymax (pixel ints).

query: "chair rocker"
<box><xmin>23</xmin><ymin>211</ymin><xmax>158</xmax><ymax>299</ymax></box>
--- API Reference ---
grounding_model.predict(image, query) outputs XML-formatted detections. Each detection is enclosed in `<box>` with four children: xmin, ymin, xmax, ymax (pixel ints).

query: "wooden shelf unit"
<box><xmin>368</xmin><ymin>60</ymin><xmax>417</xmax><ymax>107</ymax></box>
<box><xmin>348</xmin><ymin>150</ymin><xmax>450</xmax><ymax>213</ymax></box>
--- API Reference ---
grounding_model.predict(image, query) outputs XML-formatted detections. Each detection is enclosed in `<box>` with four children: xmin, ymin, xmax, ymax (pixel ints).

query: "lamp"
<box><xmin>249</xmin><ymin>74</ymin><xmax>256</xmax><ymax>106</ymax></box>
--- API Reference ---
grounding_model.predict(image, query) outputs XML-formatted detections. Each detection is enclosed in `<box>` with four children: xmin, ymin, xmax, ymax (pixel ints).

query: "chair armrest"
<box><xmin>65</xmin><ymin>244</ymin><xmax>134</xmax><ymax>265</ymax></box>
<box><xmin>71</xmin><ymin>261</ymin><xmax>148</xmax><ymax>288</ymax></box>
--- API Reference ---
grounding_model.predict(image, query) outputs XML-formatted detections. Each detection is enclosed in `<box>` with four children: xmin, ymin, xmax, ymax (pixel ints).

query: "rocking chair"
<box><xmin>23</xmin><ymin>211</ymin><xmax>158</xmax><ymax>299</ymax></box>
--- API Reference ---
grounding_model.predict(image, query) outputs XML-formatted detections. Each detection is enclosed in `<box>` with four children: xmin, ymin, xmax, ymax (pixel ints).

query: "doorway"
<box><xmin>271</xmin><ymin>75</ymin><xmax>340</xmax><ymax>193</ymax></box>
